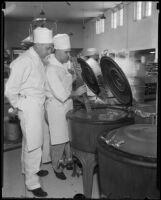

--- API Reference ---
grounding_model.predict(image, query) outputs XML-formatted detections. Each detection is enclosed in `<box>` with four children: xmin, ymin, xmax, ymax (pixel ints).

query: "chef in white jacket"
<box><xmin>5</xmin><ymin>27</ymin><xmax>53</xmax><ymax>197</ymax></box>
<box><xmin>45</xmin><ymin>34</ymin><xmax>86</xmax><ymax>180</ymax></box>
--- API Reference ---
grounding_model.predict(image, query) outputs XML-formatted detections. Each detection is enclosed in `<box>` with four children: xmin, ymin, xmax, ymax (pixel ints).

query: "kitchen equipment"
<box><xmin>67</xmin><ymin>105</ymin><xmax>134</xmax><ymax>153</ymax></box>
<box><xmin>77</xmin><ymin>57</ymin><xmax>100</xmax><ymax>96</ymax></box>
<box><xmin>76</xmin><ymin>56</ymin><xmax>156</xmax><ymax>124</ymax></box>
<box><xmin>97</xmin><ymin>124</ymin><xmax>159</xmax><ymax>199</ymax></box>
<box><xmin>100</xmin><ymin>56</ymin><xmax>133</xmax><ymax>106</ymax></box>
<box><xmin>67</xmin><ymin>57</ymin><xmax>135</xmax><ymax>198</ymax></box>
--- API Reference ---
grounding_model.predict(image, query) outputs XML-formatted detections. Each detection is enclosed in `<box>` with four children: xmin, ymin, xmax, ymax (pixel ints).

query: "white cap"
<box><xmin>33</xmin><ymin>27</ymin><xmax>53</xmax><ymax>44</ymax></box>
<box><xmin>85</xmin><ymin>48</ymin><xmax>99</xmax><ymax>57</ymax></box>
<box><xmin>53</xmin><ymin>34</ymin><xmax>71</xmax><ymax>50</ymax></box>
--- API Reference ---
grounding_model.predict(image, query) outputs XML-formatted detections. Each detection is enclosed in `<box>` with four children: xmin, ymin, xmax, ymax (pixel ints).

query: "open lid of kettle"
<box><xmin>77</xmin><ymin>58</ymin><xmax>100</xmax><ymax>96</ymax></box>
<box><xmin>77</xmin><ymin>56</ymin><xmax>133</xmax><ymax>106</ymax></box>
<box><xmin>100</xmin><ymin>56</ymin><xmax>133</xmax><ymax>106</ymax></box>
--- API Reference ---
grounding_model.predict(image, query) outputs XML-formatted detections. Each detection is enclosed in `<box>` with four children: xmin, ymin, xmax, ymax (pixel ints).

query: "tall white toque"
<box><xmin>33</xmin><ymin>27</ymin><xmax>53</xmax><ymax>44</ymax></box>
<box><xmin>53</xmin><ymin>34</ymin><xmax>71</xmax><ymax>50</ymax></box>
<box><xmin>85</xmin><ymin>48</ymin><xmax>99</xmax><ymax>56</ymax></box>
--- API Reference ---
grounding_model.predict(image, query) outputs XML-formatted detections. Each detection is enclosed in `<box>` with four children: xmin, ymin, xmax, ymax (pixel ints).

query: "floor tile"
<box><xmin>2</xmin><ymin>148</ymin><xmax>99</xmax><ymax>198</ymax></box>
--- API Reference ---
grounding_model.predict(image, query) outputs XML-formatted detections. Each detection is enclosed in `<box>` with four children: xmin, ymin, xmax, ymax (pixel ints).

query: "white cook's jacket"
<box><xmin>45</xmin><ymin>54</ymin><xmax>73</xmax><ymax>145</ymax></box>
<box><xmin>5</xmin><ymin>47</ymin><xmax>46</xmax><ymax>151</ymax></box>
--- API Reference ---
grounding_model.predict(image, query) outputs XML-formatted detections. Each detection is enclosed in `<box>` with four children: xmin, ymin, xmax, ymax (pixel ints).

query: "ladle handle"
<box><xmin>82</xmin><ymin>93</ymin><xmax>92</xmax><ymax>112</ymax></box>
<box><xmin>72</xmin><ymin>59</ymin><xmax>92</xmax><ymax>112</ymax></box>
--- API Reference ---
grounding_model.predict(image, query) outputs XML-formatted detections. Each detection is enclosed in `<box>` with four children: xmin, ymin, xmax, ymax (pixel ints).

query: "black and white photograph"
<box><xmin>1</xmin><ymin>1</ymin><xmax>160</xmax><ymax>199</ymax></box>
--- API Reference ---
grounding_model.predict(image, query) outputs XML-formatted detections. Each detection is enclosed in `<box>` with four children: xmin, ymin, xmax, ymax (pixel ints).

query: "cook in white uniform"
<box><xmin>45</xmin><ymin>34</ymin><xmax>86</xmax><ymax>180</ymax></box>
<box><xmin>5</xmin><ymin>27</ymin><xmax>53</xmax><ymax>197</ymax></box>
<box><xmin>21</xmin><ymin>35</ymin><xmax>52</xmax><ymax>166</ymax></box>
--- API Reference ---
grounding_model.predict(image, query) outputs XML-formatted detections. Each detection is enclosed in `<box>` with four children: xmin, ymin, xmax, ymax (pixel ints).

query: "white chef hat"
<box><xmin>85</xmin><ymin>48</ymin><xmax>99</xmax><ymax>57</ymax></box>
<box><xmin>53</xmin><ymin>34</ymin><xmax>71</xmax><ymax>50</ymax></box>
<box><xmin>33</xmin><ymin>27</ymin><xmax>53</xmax><ymax>44</ymax></box>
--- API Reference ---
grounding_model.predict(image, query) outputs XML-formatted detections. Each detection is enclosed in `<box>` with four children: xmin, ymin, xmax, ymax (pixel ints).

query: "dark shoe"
<box><xmin>66</xmin><ymin>162</ymin><xmax>73</xmax><ymax>170</ymax></box>
<box><xmin>54</xmin><ymin>169</ymin><xmax>66</xmax><ymax>180</ymax></box>
<box><xmin>73</xmin><ymin>193</ymin><xmax>86</xmax><ymax>199</ymax></box>
<box><xmin>37</xmin><ymin>170</ymin><xmax>49</xmax><ymax>177</ymax></box>
<box><xmin>29</xmin><ymin>187</ymin><xmax>48</xmax><ymax>197</ymax></box>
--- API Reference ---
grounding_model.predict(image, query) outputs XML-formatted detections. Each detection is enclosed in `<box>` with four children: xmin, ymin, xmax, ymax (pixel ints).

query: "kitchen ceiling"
<box><xmin>3</xmin><ymin>1</ymin><xmax>122</xmax><ymax>23</ymax></box>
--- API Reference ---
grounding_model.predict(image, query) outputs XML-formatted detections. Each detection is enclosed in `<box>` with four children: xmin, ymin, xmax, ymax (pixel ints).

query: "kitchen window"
<box><xmin>100</xmin><ymin>18</ymin><xmax>105</xmax><ymax>33</ymax></box>
<box><xmin>111</xmin><ymin>7</ymin><xmax>123</xmax><ymax>29</ymax></box>
<box><xmin>134</xmin><ymin>1</ymin><xmax>152</xmax><ymax>21</ymax></box>
<box><xmin>111</xmin><ymin>10</ymin><xmax>117</xmax><ymax>29</ymax></box>
<box><xmin>96</xmin><ymin>18</ymin><xmax>105</xmax><ymax>34</ymax></box>
<box><xmin>118</xmin><ymin>7</ymin><xmax>124</xmax><ymax>26</ymax></box>
<box><xmin>144</xmin><ymin>1</ymin><xmax>152</xmax><ymax>17</ymax></box>
<box><xmin>134</xmin><ymin>1</ymin><xmax>142</xmax><ymax>21</ymax></box>
<box><xmin>96</xmin><ymin>20</ymin><xmax>99</xmax><ymax>34</ymax></box>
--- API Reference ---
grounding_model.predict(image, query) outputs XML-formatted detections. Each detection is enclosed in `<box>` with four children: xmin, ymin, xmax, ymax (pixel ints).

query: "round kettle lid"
<box><xmin>103</xmin><ymin>124</ymin><xmax>157</xmax><ymax>158</ymax></box>
<box><xmin>100</xmin><ymin>56</ymin><xmax>133</xmax><ymax>106</ymax></box>
<box><xmin>77</xmin><ymin>58</ymin><xmax>100</xmax><ymax>95</ymax></box>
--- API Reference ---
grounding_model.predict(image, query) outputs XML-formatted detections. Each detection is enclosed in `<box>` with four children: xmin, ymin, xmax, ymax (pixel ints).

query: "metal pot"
<box><xmin>97</xmin><ymin>124</ymin><xmax>159</xmax><ymax>199</ymax></box>
<box><xmin>67</xmin><ymin>105</ymin><xmax>134</xmax><ymax>153</ymax></box>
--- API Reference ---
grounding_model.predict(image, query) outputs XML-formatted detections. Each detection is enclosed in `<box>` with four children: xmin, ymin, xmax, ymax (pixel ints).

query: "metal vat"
<box><xmin>97</xmin><ymin>124</ymin><xmax>159</xmax><ymax>199</ymax></box>
<box><xmin>67</xmin><ymin>56</ymin><xmax>156</xmax><ymax>198</ymax></box>
<box><xmin>67</xmin><ymin>105</ymin><xmax>134</xmax><ymax>153</ymax></box>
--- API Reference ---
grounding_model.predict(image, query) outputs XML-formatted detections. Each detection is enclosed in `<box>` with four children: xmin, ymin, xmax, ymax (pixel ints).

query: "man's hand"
<box><xmin>75</xmin><ymin>85</ymin><xmax>87</xmax><ymax>96</ymax></box>
<box><xmin>8</xmin><ymin>107</ymin><xmax>19</xmax><ymax>116</ymax></box>
<box><xmin>72</xmin><ymin>85</ymin><xmax>87</xmax><ymax>97</ymax></box>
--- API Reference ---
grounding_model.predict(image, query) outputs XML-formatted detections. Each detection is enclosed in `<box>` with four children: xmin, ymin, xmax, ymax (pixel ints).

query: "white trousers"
<box><xmin>42</xmin><ymin>120</ymin><xmax>51</xmax><ymax>163</ymax></box>
<box><xmin>19</xmin><ymin>111</ymin><xmax>42</xmax><ymax>190</ymax></box>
